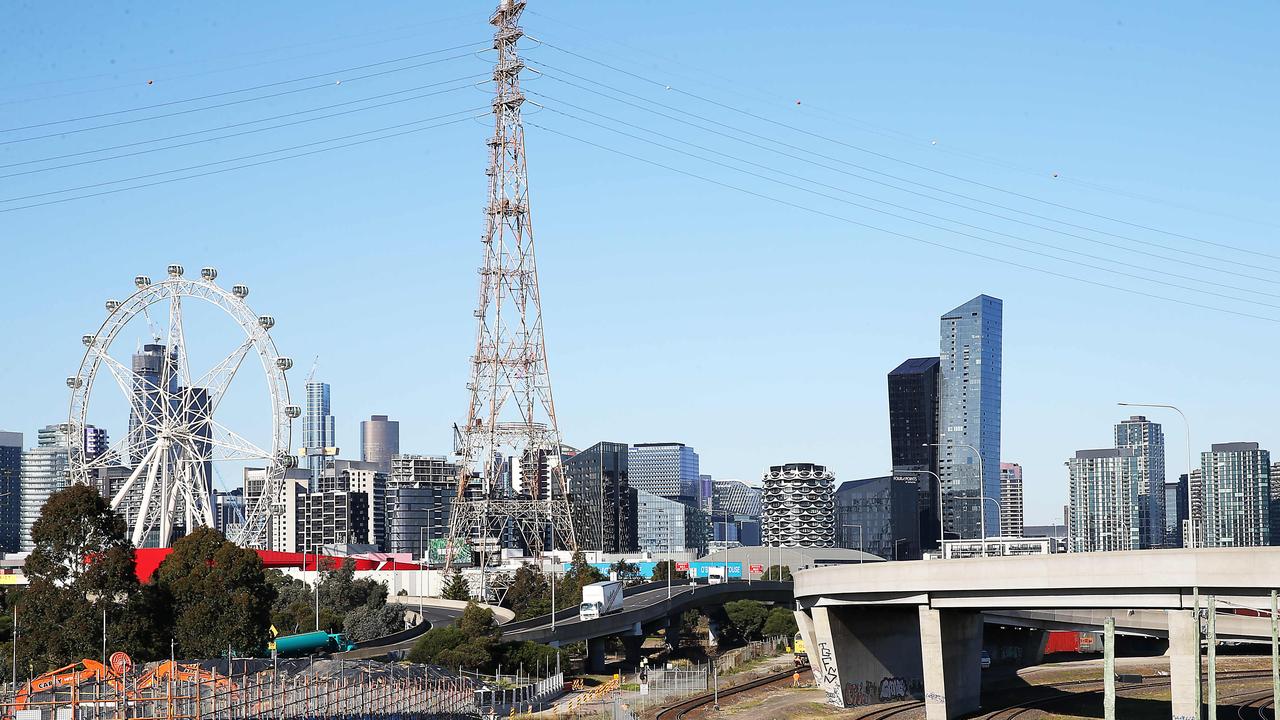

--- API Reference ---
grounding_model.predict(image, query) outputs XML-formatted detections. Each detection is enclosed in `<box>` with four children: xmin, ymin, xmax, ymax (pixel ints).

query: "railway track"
<box><xmin>652</xmin><ymin>667</ymin><xmax>811</xmax><ymax>719</ymax></box>
<box><xmin>851</xmin><ymin>669</ymin><xmax>1274</xmax><ymax>719</ymax></box>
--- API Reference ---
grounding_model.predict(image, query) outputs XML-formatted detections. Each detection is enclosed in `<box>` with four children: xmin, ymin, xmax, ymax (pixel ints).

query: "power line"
<box><xmin>1</xmin><ymin>40</ymin><xmax>486</xmax><ymax>133</ymax></box>
<box><xmin>526</xmin><ymin>84</ymin><xmax>1280</xmax><ymax>290</ymax></box>
<box><xmin>529</xmin><ymin>102</ymin><xmax>1280</xmax><ymax>313</ymax></box>
<box><xmin>526</xmin><ymin>20</ymin><xmax>1280</xmax><ymax>234</ymax></box>
<box><xmin>0</xmin><ymin>12</ymin><xmax>477</xmax><ymax>96</ymax></box>
<box><xmin>526</xmin><ymin>120</ymin><xmax>1280</xmax><ymax>325</ymax></box>
<box><xmin>0</xmin><ymin>48</ymin><xmax>483</xmax><ymax>146</ymax></box>
<box><xmin>0</xmin><ymin>107</ymin><xmax>485</xmax><ymax>209</ymax></box>
<box><xmin>0</xmin><ymin>112</ymin><xmax>480</xmax><ymax>215</ymax></box>
<box><xmin>0</xmin><ymin>74</ymin><xmax>486</xmax><ymax>171</ymax></box>
<box><xmin>528</xmin><ymin>37</ymin><xmax>1280</xmax><ymax>264</ymax></box>
<box><xmin>528</xmin><ymin>63</ymin><xmax>1280</xmax><ymax>280</ymax></box>
<box><xmin>0</xmin><ymin>77</ymin><xmax>484</xmax><ymax>179</ymax></box>
<box><xmin>528</xmin><ymin>95</ymin><xmax>1280</xmax><ymax>305</ymax></box>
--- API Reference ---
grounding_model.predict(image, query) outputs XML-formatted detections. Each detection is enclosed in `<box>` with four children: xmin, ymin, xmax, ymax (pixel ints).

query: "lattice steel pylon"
<box><xmin>445</xmin><ymin>0</ymin><xmax>577</xmax><ymax>581</ymax></box>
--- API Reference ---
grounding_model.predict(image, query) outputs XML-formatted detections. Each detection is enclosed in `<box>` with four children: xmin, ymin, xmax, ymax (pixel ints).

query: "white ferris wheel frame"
<box><xmin>65</xmin><ymin>266</ymin><xmax>297</xmax><ymax>549</ymax></box>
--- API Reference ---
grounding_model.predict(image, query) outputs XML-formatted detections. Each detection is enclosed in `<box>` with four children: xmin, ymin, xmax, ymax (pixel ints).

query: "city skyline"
<box><xmin>3</xmin><ymin>3</ymin><xmax>1279</xmax><ymax>526</ymax></box>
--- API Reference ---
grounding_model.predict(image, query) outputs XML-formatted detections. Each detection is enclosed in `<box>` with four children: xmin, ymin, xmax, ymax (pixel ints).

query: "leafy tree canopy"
<box><xmin>20</xmin><ymin>486</ymin><xmax>159</xmax><ymax>672</ymax></box>
<box><xmin>763</xmin><ymin>606</ymin><xmax>799</xmax><ymax>638</ymax></box>
<box><xmin>150</xmin><ymin>527</ymin><xmax>275</xmax><ymax>658</ymax></box>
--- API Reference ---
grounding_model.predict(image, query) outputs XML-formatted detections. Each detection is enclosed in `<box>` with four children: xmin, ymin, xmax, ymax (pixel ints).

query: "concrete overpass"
<box><xmin>794</xmin><ymin>547</ymin><xmax>1280</xmax><ymax>720</ymax></box>
<box><xmin>503</xmin><ymin>580</ymin><xmax>792</xmax><ymax>671</ymax></box>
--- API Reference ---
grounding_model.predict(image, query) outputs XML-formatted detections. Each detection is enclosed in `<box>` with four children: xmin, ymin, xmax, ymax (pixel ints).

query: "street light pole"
<box><xmin>1118</xmin><ymin>402</ymin><xmax>1195</xmax><ymax>548</ymax></box>
<box><xmin>926</xmin><ymin>442</ymin><xmax>987</xmax><ymax>542</ymax></box>
<box><xmin>902</xmin><ymin>469</ymin><xmax>946</xmax><ymax>556</ymax></box>
<box><xmin>842</xmin><ymin>524</ymin><xmax>864</xmax><ymax>563</ymax></box>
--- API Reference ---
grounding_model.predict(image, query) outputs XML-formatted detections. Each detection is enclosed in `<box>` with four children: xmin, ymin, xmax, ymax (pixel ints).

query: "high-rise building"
<box><xmin>628</xmin><ymin>443</ymin><xmax>700</xmax><ymax>505</ymax></box>
<box><xmin>128</xmin><ymin>344</ymin><xmax>174</xmax><ymax>465</ymax></box>
<box><xmin>888</xmin><ymin>356</ymin><xmax>941</xmax><ymax>549</ymax></box>
<box><xmin>318</xmin><ymin>459</ymin><xmax>388</xmax><ymax>551</ymax></box>
<box><xmin>834</xmin><ymin>475</ymin><xmax>920</xmax><ymax>560</ymax></box>
<box><xmin>1200</xmin><ymin>442</ymin><xmax>1270</xmax><ymax>548</ymax></box>
<box><xmin>1165</xmin><ymin>476</ymin><xmax>1188</xmax><ymax>548</ymax></box>
<box><xmin>938</xmin><ymin>295</ymin><xmax>1002</xmax><ymax>541</ymax></box>
<box><xmin>1114</xmin><ymin>416</ymin><xmax>1166</xmax><ymax>548</ymax></box>
<box><xmin>699</xmin><ymin>473</ymin><xmax>713</xmax><ymax>512</ymax></box>
<box><xmin>999</xmin><ymin>463</ymin><xmax>1024</xmax><ymax>537</ymax></box>
<box><xmin>243</xmin><ymin>466</ymin><xmax>311</xmax><ymax>551</ymax></box>
<box><xmin>1067</xmin><ymin>448</ymin><xmax>1141</xmax><ymax>553</ymax></box>
<box><xmin>760</xmin><ymin>462</ymin><xmax>835</xmax><ymax>548</ymax></box>
<box><xmin>302</xmin><ymin>382</ymin><xmax>336</xmax><ymax>485</ymax></box>
<box><xmin>360</xmin><ymin>415</ymin><xmax>399</xmax><ymax>474</ymax></box>
<box><xmin>82</xmin><ymin>425</ymin><xmax>109</xmax><ymax>461</ymax></box>
<box><xmin>635</xmin><ymin>489</ymin><xmax>689</xmax><ymax>555</ymax></box>
<box><xmin>711</xmin><ymin>479</ymin><xmax>762</xmax><ymax>546</ymax></box>
<box><xmin>282</xmin><ymin>479</ymin><xmax>370</xmax><ymax>554</ymax></box>
<box><xmin>0</xmin><ymin>432</ymin><xmax>22</xmax><ymax>553</ymax></box>
<box><xmin>565</xmin><ymin>442</ymin><xmax>636</xmax><ymax>554</ymax></box>
<box><xmin>19</xmin><ymin>423</ymin><xmax>76</xmax><ymax>552</ymax></box>
<box><xmin>386</xmin><ymin>454</ymin><xmax>457</xmax><ymax>556</ymax></box>
<box><xmin>213</xmin><ymin>488</ymin><xmax>246</xmax><ymax>537</ymax></box>
<box><xmin>1272</xmin><ymin>462</ymin><xmax>1280</xmax><ymax>548</ymax></box>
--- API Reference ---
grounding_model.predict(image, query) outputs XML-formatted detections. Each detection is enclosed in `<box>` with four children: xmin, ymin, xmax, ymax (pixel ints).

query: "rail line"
<box><xmin>652</xmin><ymin>667</ymin><xmax>811</xmax><ymax>719</ymax></box>
<box><xmin>851</xmin><ymin>669</ymin><xmax>1274</xmax><ymax>719</ymax></box>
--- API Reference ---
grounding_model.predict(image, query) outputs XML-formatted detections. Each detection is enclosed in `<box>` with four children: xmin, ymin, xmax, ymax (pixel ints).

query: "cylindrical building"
<box><xmin>360</xmin><ymin>415</ymin><xmax>400</xmax><ymax>474</ymax></box>
<box><xmin>761</xmin><ymin>462</ymin><xmax>836</xmax><ymax>547</ymax></box>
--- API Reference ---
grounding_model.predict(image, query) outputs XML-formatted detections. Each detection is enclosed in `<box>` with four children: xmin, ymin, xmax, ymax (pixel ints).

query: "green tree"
<box><xmin>650</xmin><ymin>560</ymin><xmax>688</xmax><ymax>583</ymax></box>
<box><xmin>150</xmin><ymin>527</ymin><xmax>275</xmax><ymax>658</ymax></box>
<box><xmin>20</xmin><ymin>485</ymin><xmax>159</xmax><ymax>672</ymax></box>
<box><xmin>762</xmin><ymin>607</ymin><xmax>799</xmax><ymax>638</ymax></box>
<box><xmin>441</xmin><ymin>569</ymin><xmax>471</xmax><ymax>601</ymax></box>
<box><xmin>342</xmin><ymin>603</ymin><xmax>405</xmax><ymax>642</ymax></box>
<box><xmin>559</xmin><ymin>551</ymin><xmax>605</xmax><ymax>607</ymax></box>
<box><xmin>762</xmin><ymin>565</ymin><xmax>792</xmax><ymax>581</ymax></box>
<box><xmin>719</xmin><ymin>600</ymin><xmax>769</xmax><ymax>645</ymax></box>
<box><xmin>409</xmin><ymin>602</ymin><xmax>501</xmax><ymax>671</ymax></box>
<box><xmin>503</xmin><ymin>565</ymin><xmax>551</xmax><ymax>620</ymax></box>
<box><xmin>609</xmin><ymin>559</ymin><xmax>643</xmax><ymax>586</ymax></box>
<box><xmin>319</xmin><ymin>560</ymin><xmax>386</xmax><ymax>613</ymax></box>
<box><xmin>500</xmin><ymin>640</ymin><xmax>569</xmax><ymax>673</ymax></box>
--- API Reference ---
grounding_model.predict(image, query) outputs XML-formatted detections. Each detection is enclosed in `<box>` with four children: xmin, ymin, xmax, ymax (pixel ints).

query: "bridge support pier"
<box><xmin>664</xmin><ymin>616</ymin><xmax>682</xmax><ymax>652</ymax></box>
<box><xmin>808</xmin><ymin>605</ymin><xmax>927</xmax><ymax>709</ymax></box>
<box><xmin>1167</xmin><ymin>608</ymin><xmax>1201</xmax><ymax>720</ymax></box>
<box><xmin>621</xmin><ymin>636</ymin><xmax>644</xmax><ymax>668</ymax></box>
<box><xmin>919</xmin><ymin>607</ymin><xmax>982</xmax><ymax>720</ymax></box>
<box><xmin>586</xmin><ymin>636</ymin><xmax>608</xmax><ymax>675</ymax></box>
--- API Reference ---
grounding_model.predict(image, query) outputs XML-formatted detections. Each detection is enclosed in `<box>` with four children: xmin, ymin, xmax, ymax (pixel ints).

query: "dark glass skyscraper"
<box><xmin>834</xmin><ymin>475</ymin><xmax>920</xmax><ymax>560</ymax></box>
<box><xmin>0</xmin><ymin>431</ymin><xmax>21</xmax><ymax>553</ymax></box>
<box><xmin>938</xmin><ymin>295</ymin><xmax>1002</xmax><ymax>541</ymax></box>
<box><xmin>888</xmin><ymin>356</ymin><xmax>941</xmax><ymax>549</ymax></box>
<box><xmin>566</xmin><ymin>441</ymin><xmax>636</xmax><ymax>553</ymax></box>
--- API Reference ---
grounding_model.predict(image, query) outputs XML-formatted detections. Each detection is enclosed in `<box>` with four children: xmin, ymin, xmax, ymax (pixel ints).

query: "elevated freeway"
<box><xmin>503</xmin><ymin>580</ymin><xmax>793</xmax><ymax>671</ymax></box>
<box><xmin>794</xmin><ymin>547</ymin><xmax>1280</xmax><ymax>720</ymax></box>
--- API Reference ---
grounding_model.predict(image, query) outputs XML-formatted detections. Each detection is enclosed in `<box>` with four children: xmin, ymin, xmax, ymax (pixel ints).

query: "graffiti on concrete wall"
<box><xmin>841</xmin><ymin>677</ymin><xmax>924</xmax><ymax>706</ymax></box>
<box><xmin>816</xmin><ymin>642</ymin><xmax>841</xmax><ymax>705</ymax></box>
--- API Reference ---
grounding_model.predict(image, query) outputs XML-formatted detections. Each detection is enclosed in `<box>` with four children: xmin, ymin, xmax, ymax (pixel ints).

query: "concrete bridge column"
<box><xmin>809</xmin><ymin>605</ymin><xmax>926</xmax><ymax>709</ymax></box>
<box><xmin>664</xmin><ymin>615</ymin><xmax>682</xmax><ymax>651</ymax></box>
<box><xmin>919</xmin><ymin>606</ymin><xmax>982</xmax><ymax>720</ymax></box>
<box><xmin>1167</xmin><ymin>609</ymin><xmax>1201</xmax><ymax>720</ymax></box>
<box><xmin>586</xmin><ymin>636</ymin><xmax>608</xmax><ymax>675</ymax></box>
<box><xmin>621</xmin><ymin>636</ymin><xmax>644</xmax><ymax>668</ymax></box>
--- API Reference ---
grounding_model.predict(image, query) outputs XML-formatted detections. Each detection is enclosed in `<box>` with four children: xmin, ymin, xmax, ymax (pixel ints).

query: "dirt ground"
<box><xmin>685</xmin><ymin>654</ymin><xmax>1276</xmax><ymax>719</ymax></box>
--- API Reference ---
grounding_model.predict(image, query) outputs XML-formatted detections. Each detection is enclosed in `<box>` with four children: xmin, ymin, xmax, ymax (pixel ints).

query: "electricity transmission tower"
<box><xmin>446</xmin><ymin>0</ymin><xmax>577</xmax><ymax>586</ymax></box>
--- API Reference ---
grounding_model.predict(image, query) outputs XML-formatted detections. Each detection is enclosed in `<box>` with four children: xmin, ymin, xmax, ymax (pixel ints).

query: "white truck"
<box><xmin>579</xmin><ymin>580</ymin><xmax>625</xmax><ymax>621</ymax></box>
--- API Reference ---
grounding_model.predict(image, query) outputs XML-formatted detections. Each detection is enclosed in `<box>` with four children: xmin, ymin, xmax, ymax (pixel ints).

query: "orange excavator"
<box><xmin>13</xmin><ymin>658</ymin><xmax>235</xmax><ymax>711</ymax></box>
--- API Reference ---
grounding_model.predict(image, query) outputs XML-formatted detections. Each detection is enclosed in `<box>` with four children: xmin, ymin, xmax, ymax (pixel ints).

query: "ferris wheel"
<box><xmin>66</xmin><ymin>264</ymin><xmax>299</xmax><ymax>549</ymax></box>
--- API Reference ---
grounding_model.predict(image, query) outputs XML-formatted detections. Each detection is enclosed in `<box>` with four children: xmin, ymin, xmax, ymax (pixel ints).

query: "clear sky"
<box><xmin>1</xmin><ymin>1</ymin><xmax>1277</xmax><ymax>525</ymax></box>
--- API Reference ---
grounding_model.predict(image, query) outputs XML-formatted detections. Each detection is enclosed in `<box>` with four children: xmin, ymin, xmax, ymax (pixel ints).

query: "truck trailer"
<box><xmin>579</xmin><ymin>580</ymin><xmax>624</xmax><ymax>620</ymax></box>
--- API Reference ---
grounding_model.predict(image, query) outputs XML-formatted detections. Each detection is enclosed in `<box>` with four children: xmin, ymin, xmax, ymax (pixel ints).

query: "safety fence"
<box><xmin>2</xmin><ymin>661</ymin><xmax>480</xmax><ymax>720</ymax></box>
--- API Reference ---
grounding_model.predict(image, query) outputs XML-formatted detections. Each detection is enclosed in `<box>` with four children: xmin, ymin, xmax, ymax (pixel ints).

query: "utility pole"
<box><xmin>445</xmin><ymin>0</ymin><xmax>577</xmax><ymax>579</ymax></box>
<box><xmin>1103</xmin><ymin>616</ymin><xmax>1115</xmax><ymax>720</ymax></box>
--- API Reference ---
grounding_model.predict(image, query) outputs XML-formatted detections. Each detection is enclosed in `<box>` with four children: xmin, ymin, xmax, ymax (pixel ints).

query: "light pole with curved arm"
<box><xmin>1118</xmin><ymin>402</ymin><xmax>1195</xmax><ymax>548</ymax></box>
<box><xmin>926</xmin><ymin>442</ymin><xmax>989</xmax><ymax>542</ymax></box>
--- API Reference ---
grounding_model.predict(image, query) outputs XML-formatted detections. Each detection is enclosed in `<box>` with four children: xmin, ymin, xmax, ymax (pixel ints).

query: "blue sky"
<box><xmin>1</xmin><ymin>1</ymin><xmax>1277</xmax><ymax>525</ymax></box>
